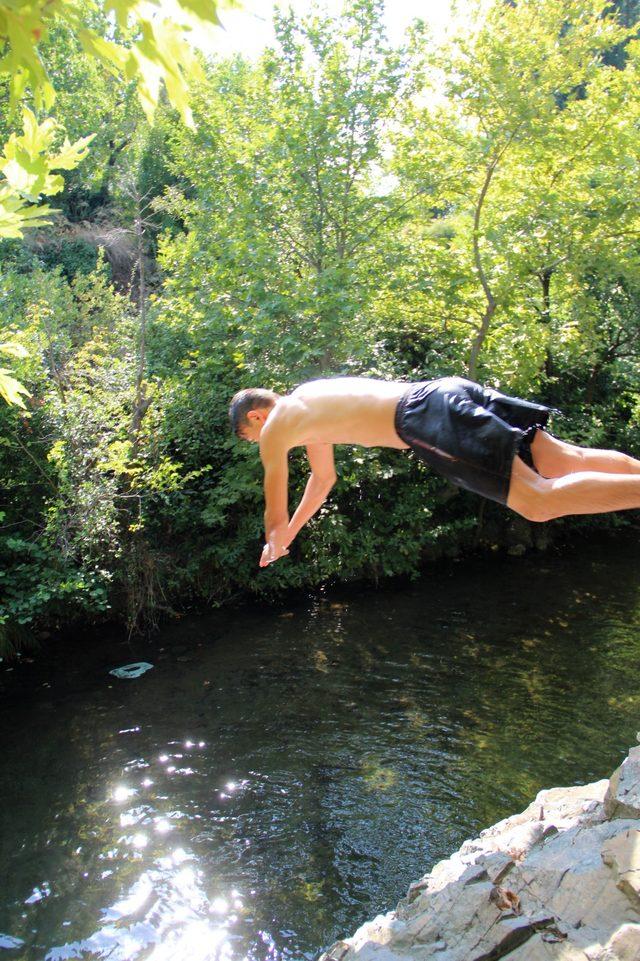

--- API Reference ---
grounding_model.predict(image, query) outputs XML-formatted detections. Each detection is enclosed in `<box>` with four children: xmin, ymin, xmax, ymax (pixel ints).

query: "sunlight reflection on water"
<box><xmin>45</xmin><ymin>849</ymin><xmax>238</xmax><ymax>961</ymax></box>
<box><xmin>43</xmin><ymin>743</ymin><xmax>247</xmax><ymax>961</ymax></box>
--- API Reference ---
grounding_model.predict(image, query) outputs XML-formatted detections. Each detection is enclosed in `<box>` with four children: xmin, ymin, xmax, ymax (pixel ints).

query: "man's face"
<box><xmin>239</xmin><ymin>408</ymin><xmax>267</xmax><ymax>443</ymax></box>
<box><xmin>240</xmin><ymin>421</ymin><xmax>261</xmax><ymax>443</ymax></box>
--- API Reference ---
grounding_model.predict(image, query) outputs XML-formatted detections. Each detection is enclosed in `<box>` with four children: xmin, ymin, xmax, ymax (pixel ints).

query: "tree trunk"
<box><xmin>538</xmin><ymin>265</ymin><xmax>554</xmax><ymax>379</ymax></box>
<box><xmin>584</xmin><ymin>361</ymin><xmax>602</xmax><ymax>406</ymax></box>
<box><xmin>467</xmin><ymin>157</ymin><xmax>499</xmax><ymax>380</ymax></box>
<box><xmin>469</xmin><ymin>300</ymin><xmax>497</xmax><ymax>381</ymax></box>
<box><xmin>130</xmin><ymin>192</ymin><xmax>151</xmax><ymax>454</ymax></box>
<box><xmin>539</xmin><ymin>266</ymin><xmax>552</xmax><ymax>325</ymax></box>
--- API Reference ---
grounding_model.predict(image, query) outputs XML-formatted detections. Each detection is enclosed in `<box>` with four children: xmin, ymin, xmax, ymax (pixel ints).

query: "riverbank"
<box><xmin>2</xmin><ymin>523</ymin><xmax>636</xmax><ymax>667</ymax></box>
<box><xmin>321</xmin><ymin>744</ymin><xmax>640</xmax><ymax>961</ymax></box>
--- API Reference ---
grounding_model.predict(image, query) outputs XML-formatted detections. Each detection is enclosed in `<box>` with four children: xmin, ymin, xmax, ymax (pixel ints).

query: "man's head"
<box><xmin>229</xmin><ymin>388</ymin><xmax>279</xmax><ymax>442</ymax></box>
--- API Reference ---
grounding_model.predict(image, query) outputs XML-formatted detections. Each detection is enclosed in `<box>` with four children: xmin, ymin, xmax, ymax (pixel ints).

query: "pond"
<box><xmin>1</xmin><ymin>537</ymin><xmax>639</xmax><ymax>960</ymax></box>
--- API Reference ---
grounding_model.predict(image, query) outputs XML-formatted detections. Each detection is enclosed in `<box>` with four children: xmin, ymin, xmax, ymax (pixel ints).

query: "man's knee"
<box><xmin>516</xmin><ymin>496</ymin><xmax>555</xmax><ymax>523</ymax></box>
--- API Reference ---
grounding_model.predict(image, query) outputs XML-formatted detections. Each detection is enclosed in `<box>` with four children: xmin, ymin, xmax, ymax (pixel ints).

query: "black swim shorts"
<box><xmin>394</xmin><ymin>377</ymin><xmax>554</xmax><ymax>505</ymax></box>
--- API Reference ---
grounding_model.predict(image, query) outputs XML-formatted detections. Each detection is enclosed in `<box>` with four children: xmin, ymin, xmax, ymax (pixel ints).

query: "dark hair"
<box><xmin>229</xmin><ymin>388</ymin><xmax>278</xmax><ymax>437</ymax></box>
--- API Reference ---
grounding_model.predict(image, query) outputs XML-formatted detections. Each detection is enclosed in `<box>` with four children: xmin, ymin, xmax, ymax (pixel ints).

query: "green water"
<box><xmin>1</xmin><ymin>539</ymin><xmax>639</xmax><ymax>960</ymax></box>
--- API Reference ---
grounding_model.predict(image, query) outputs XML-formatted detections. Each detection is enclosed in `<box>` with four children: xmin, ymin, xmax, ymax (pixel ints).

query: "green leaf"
<box><xmin>0</xmin><ymin>185</ymin><xmax>55</xmax><ymax>238</ymax></box>
<box><xmin>0</xmin><ymin>342</ymin><xmax>28</xmax><ymax>359</ymax></box>
<box><xmin>77</xmin><ymin>29</ymin><xmax>128</xmax><ymax>77</ymax></box>
<box><xmin>0</xmin><ymin>107</ymin><xmax>94</xmax><ymax>235</ymax></box>
<box><xmin>0</xmin><ymin>368</ymin><xmax>31</xmax><ymax>408</ymax></box>
<box><xmin>50</xmin><ymin>134</ymin><xmax>95</xmax><ymax>172</ymax></box>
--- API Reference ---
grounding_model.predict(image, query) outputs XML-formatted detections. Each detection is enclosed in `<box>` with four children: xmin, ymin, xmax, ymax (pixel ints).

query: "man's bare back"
<box><xmin>266</xmin><ymin>378</ymin><xmax>409</xmax><ymax>450</ymax></box>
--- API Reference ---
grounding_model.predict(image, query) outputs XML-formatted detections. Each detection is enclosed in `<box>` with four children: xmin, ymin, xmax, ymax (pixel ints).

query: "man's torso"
<box><xmin>265</xmin><ymin>377</ymin><xmax>411</xmax><ymax>450</ymax></box>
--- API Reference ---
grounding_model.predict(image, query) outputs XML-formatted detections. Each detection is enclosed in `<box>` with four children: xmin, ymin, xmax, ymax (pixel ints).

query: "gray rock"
<box><xmin>605</xmin><ymin>748</ymin><xmax>640</xmax><ymax>820</ymax></box>
<box><xmin>601</xmin><ymin>829</ymin><xmax>640</xmax><ymax>908</ymax></box>
<box><xmin>475</xmin><ymin>851</ymin><xmax>515</xmax><ymax>885</ymax></box>
<box><xmin>319</xmin><ymin>748</ymin><xmax>640</xmax><ymax>961</ymax></box>
<box><xmin>602</xmin><ymin>922</ymin><xmax>640</xmax><ymax>961</ymax></box>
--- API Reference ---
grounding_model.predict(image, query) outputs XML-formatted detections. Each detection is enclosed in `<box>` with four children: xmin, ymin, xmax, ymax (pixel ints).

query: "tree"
<box><xmin>164</xmin><ymin>0</ymin><xmax>417</xmax><ymax>380</ymax></box>
<box><xmin>393</xmin><ymin>0</ymin><xmax>636</xmax><ymax>381</ymax></box>
<box><xmin>0</xmin><ymin>0</ymin><xmax>227</xmax><ymax>408</ymax></box>
<box><xmin>0</xmin><ymin>0</ymin><xmax>227</xmax><ymax>240</ymax></box>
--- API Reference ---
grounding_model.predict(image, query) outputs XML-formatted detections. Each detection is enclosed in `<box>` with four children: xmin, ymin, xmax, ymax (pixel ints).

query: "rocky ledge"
<box><xmin>321</xmin><ymin>745</ymin><xmax>640</xmax><ymax>961</ymax></box>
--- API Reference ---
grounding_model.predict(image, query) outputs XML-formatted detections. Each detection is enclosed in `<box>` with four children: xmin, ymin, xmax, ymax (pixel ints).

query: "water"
<box><xmin>1</xmin><ymin>539</ymin><xmax>639</xmax><ymax>960</ymax></box>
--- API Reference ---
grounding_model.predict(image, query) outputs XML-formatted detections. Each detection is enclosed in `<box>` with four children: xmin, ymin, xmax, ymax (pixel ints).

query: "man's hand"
<box><xmin>259</xmin><ymin>537</ymin><xmax>290</xmax><ymax>567</ymax></box>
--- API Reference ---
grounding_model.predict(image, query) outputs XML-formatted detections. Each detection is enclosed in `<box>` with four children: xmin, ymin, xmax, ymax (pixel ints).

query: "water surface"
<box><xmin>1</xmin><ymin>539</ymin><xmax>639</xmax><ymax>960</ymax></box>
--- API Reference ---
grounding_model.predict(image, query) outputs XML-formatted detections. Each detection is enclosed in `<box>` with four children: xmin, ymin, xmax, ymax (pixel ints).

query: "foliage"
<box><xmin>160</xmin><ymin>0</ymin><xmax>416</xmax><ymax>381</ymax></box>
<box><xmin>0</xmin><ymin>256</ymin><xmax>200</xmax><ymax>649</ymax></box>
<box><xmin>34</xmin><ymin>236</ymin><xmax>100</xmax><ymax>278</ymax></box>
<box><xmin>0</xmin><ymin>339</ymin><xmax>30</xmax><ymax>406</ymax></box>
<box><xmin>0</xmin><ymin>107</ymin><xmax>93</xmax><ymax>239</ymax></box>
<box><xmin>0</xmin><ymin>0</ymin><xmax>228</xmax><ymax>240</ymax></box>
<box><xmin>392</xmin><ymin>0</ymin><xmax>639</xmax><ymax>382</ymax></box>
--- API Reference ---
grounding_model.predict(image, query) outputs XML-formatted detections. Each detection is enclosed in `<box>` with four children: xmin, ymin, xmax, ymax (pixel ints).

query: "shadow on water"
<box><xmin>1</xmin><ymin>538</ymin><xmax>639</xmax><ymax>959</ymax></box>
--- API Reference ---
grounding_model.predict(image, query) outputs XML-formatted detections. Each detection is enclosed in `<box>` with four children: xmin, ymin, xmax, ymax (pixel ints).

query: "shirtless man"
<box><xmin>228</xmin><ymin>377</ymin><xmax>640</xmax><ymax>567</ymax></box>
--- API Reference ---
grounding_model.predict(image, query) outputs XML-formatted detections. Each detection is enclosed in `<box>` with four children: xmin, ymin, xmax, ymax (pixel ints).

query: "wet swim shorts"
<box><xmin>394</xmin><ymin>377</ymin><xmax>554</xmax><ymax>505</ymax></box>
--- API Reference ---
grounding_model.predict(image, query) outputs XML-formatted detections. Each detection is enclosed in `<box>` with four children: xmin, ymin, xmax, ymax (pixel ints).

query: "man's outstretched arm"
<box><xmin>259</xmin><ymin>432</ymin><xmax>290</xmax><ymax>567</ymax></box>
<box><xmin>285</xmin><ymin>444</ymin><xmax>336</xmax><ymax>548</ymax></box>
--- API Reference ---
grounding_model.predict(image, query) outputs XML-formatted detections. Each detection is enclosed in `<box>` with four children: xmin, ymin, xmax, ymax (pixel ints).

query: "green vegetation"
<box><xmin>0</xmin><ymin>0</ymin><xmax>227</xmax><ymax>236</ymax></box>
<box><xmin>1</xmin><ymin>0</ymin><xmax>639</xmax><ymax>654</ymax></box>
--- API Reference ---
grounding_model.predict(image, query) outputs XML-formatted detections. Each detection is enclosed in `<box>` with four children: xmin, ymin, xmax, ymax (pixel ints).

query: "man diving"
<box><xmin>228</xmin><ymin>377</ymin><xmax>640</xmax><ymax>567</ymax></box>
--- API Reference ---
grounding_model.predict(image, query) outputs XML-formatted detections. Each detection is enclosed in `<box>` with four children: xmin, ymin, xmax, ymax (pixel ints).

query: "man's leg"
<box><xmin>530</xmin><ymin>431</ymin><xmax>640</xmax><ymax>478</ymax></box>
<box><xmin>507</xmin><ymin>454</ymin><xmax>640</xmax><ymax>521</ymax></box>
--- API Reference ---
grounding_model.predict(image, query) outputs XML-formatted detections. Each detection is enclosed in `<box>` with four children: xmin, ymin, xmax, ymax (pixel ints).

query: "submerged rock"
<box><xmin>320</xmin><ymin>748</ymin><xmax>640</xmax><ymax>961</ymax></box>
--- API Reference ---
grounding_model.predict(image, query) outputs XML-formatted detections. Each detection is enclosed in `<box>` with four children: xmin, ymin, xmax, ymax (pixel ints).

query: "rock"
<box><xmin>601</xmin><ymin>829</ymin><xmax>640</xmax><ymax>906</ymax></box>
<box><xmin>605</xmin><ymin>748</ymin><xmax>640</xmax><ymax>819</ymax></box>
<box><xmin>322</xmin><ymin>942</ymin><xmax>350</xmax><ymax>961</ymax></box>
<box><xmin>504</xmin><ymin>932</ymin><xmax>586</xmax><ymax>959</ymax></box>
<box><xmin>319</xmin><ymin>747</ymin><xmax>640</xmax><ymax>961</ymax></box>
<box><xmin>603</xmin><ymin>922</ymin><xmax>640</xmax><ymax>961</ymax></box>
<box><xmin>404</xmin><ymin>877</ymin><xmax>429</xmax><ymax>905</ymax></box>
<box><xmin>459</xmin><ymin>863</ymin><xmax>490</xmax><ymax>886</ymax></box>
<box><xmin>475</xmin><ymin>851</ymin><xmax>515</xmax><ymax>885</ymax></box>
<box><xmin>472</xmin><ymin>912</ymin><xmax>555</xmax><ymax>960</ymax></box>
<box><xmin>525</xmin><ymin>780</ymin><xmax>609</xmax><ymax>829</ymax></box>
<box><xmin>511</xmin><ymin>819</ymin><xmax>637</xmax><ymax>934</ymax></box>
